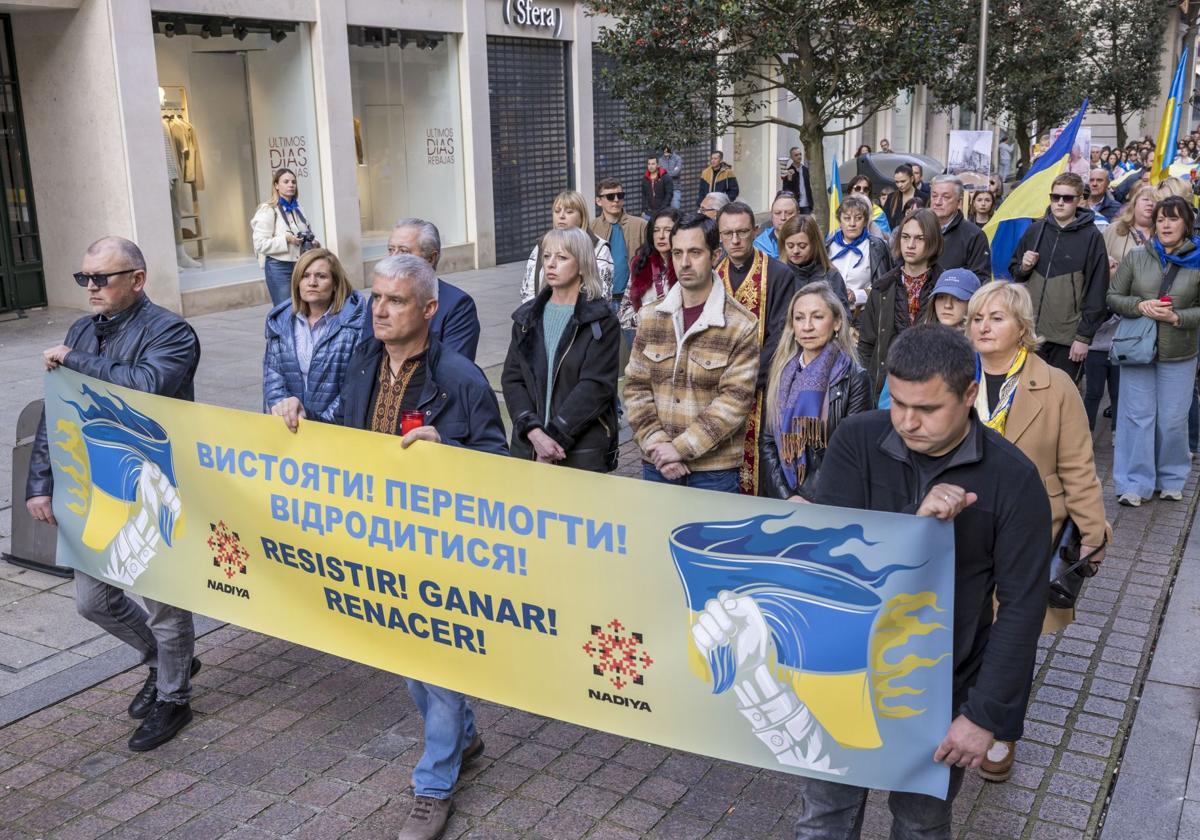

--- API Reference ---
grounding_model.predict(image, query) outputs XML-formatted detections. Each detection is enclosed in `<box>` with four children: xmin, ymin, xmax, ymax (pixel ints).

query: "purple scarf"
<box><xmin>774</xmin><ymin>343</ymin><xmax>851</xmax><ymax>491</ymax></box>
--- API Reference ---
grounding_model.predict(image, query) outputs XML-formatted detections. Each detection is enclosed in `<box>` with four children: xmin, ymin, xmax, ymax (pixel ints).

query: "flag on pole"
<box><xmin>828</xmin><ymin>157</ymin><xmax>841</xmax><ymax>233</ymax></box>
<box><xmin>1151</xmin><ymin>48</ymin><xmax>1188</xmax><ymax>185</ymax></box>
<box><xmin>983</xmin><ymin>100</ymin><xmax>1088</xmax><ymax>280</ymax></box>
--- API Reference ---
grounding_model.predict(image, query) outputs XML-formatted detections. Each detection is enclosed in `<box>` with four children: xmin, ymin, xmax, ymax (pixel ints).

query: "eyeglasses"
<box><xmin>1049</xmin><ymin>193</ymin><xmax>1079</xmax><ymax>204</ymax></box>
<box><xmin>850</xmin><ymin>185</ymin><xmax>870</xmax><ymax>193</ymax></box>
<box><xmin>73</xmin><ymin>268</ymin><xmax>139</xmax><ymax>288</ymax></box>
<box><xmin>720</xmin><ymin>228</ymin><xmax>755</xmax><ymax>241</ymax></box>
<box><xmin>599</xmin><ymin>192</ymin><xmax>625</xmax><ymax>201</ymax></box>
<box><xmin>775</xmin><ymin>190</ymin><xmax>796</xmax><ymax>199</ymax></box>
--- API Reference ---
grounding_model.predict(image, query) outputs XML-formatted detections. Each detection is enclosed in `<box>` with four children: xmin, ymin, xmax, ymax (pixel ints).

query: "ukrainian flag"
<box><xmin>1151</xmin><ymin>49</ymin><xmax>1188</xmax><ymax>185</ymax></box>
<box><xmin>983</xmin><ymin>100</ymin><xmax>1088</xmax><ymax>279</ymax></box>
<box><xmin>828</xmin><ymin>157</ymin><xmax>841</xmax><ymax>232</ymax></box>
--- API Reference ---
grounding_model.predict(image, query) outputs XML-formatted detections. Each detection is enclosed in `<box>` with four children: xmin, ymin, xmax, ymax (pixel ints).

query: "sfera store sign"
<box><xmin>502</xmin><ymin>0</ymin><xmax>564</xmax><ymax>37</ymax></box>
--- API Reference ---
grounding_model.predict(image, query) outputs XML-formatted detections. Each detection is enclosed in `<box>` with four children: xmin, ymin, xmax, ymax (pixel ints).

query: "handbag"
<box><xmin>1110</xmin><ymin>263</ymin><xmax>1180</xmax><ymax>366</ymax></box>
<box><xmin>1048</xmin><ymin>520</ymin><xmax>1106</xmax><ymax>609</ymax></box>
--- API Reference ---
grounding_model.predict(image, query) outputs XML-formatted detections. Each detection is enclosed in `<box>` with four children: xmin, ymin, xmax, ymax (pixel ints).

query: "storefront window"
<box><xmin>892</xmin><ymin>89</ymin><xmax>913</xmax><ymax>154</ymax></box>
<box><xmin>348</xmin><ymin>29</ymin><xmax>467</xmax><ymax>254</ymax></box>
<box><xmin>153</xmin><ymin>15</ymin><xmax>324</xmax><ymax>289</ymax></box>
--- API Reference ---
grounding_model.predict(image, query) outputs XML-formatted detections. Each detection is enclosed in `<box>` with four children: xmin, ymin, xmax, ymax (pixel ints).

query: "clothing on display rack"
<box><xmin>162</xmin><ymin>114</ymin><xmax>204</xmax><ymax>190</ymax></box>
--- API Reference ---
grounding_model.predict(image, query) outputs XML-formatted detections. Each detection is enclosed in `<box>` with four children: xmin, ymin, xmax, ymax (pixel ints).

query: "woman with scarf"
<box><xmin>1107</xmin><ymin>196</ymin><xmax>1200</xmax><ymax>506</ymax></box>
<box><xmin>618</xmin><ymin>208</ymin><xmax>679</xmax><ymax>331</ymax></box>
<box><xmin>778</xmin><ymin>214</ymin><xmax>848</xmax><ymax>305</ymax></box>
<box><xmin>845</xmin><ymin>175</ymin><xmax>891</xmax><ymax>236</ymax></box>
<box><xmin>252</xmin><ymin>168</ymin><xmax>320</xmax><ymax>306</ymax></box>
<box><xmin>760</xmin><ymin>282</ymin><xmax>870</xmax><ymax>501</ymax></box>
<box><xmin>966</xmin><ymin>279</ymin><xmax>1108</xmax><ymax>783</ymax></box>
<box><xmin>827</xmin><ymin>194</ymin><xmax>893</xmax><ymax>317</ymax></box>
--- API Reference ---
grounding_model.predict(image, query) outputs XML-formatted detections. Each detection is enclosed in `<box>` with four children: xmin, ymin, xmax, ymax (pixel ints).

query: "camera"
<box><xmin>296</xmin><ymin>230</ymin><xmax>317</xmax><ymax>253</ymax></box>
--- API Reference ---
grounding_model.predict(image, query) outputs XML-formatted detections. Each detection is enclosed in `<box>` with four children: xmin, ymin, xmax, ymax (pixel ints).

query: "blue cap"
<box><xmin>931</xmin><ymin>268</ymin><xmax>981</xmax><ymax>301</ymax></box>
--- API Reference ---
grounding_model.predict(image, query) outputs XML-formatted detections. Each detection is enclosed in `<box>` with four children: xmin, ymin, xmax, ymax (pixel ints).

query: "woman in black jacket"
<box><xmin>502</xmin><ymin>227</ymin><xmax>620</xmax><ymax>472</ymax></box>
<box><xmin>778</xmin><ymin>214</ymin><xmax>849</xmax><ymax>305</ymax></box>
<box><xmin>760</xmin><ymin>282</ymin><xmax>870</xmax><ymax>501</ymax></box>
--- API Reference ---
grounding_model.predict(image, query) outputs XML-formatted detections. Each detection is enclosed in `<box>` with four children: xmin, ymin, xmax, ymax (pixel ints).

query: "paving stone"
<box><xmin>1038</xmin><ymin>795</ymin><xmax>1093</xmax><ymax>830</ymax></box>
<box><xmin>1047</xmin><ymin>771</ymin><xmax>1102</xmax><ymax>803</ymax></box>
<box><xmin>970</xmin><ymin>806</ymin><xmax>1026</xmax><ymax>837</ymax></box>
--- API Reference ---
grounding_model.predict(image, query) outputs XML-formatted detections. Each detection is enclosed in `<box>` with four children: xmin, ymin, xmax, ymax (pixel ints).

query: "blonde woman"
<box><xmin>759</xmin><ymin>282</ymin><xmax>870</xmax><ymax>501</ymax></box>
<box><xmin>967</xmin><ymin>280</ymin><xmax>1108</xmax><ymax>782</ymax></box>
<box><xmin>251</xmin><ymin>168</ymin><xmax>319</xmax><ymax>306</ymax></box>
<box><xmin>502</xmin><ymin>227</ymin><xmax>621</xmax><ymax>472</ymax></box>
<box><xmin>521</xmin><ymin>190</ymin><xmax>614</xmax><ymax>301</ymax></box>
<box><xmin>263</xmin><ymin>248</ymin><xmax>363</xmax><ymax>426</ymax></box>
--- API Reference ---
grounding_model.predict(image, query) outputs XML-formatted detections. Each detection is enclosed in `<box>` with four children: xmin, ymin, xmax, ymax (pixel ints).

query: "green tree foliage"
<box><xmin>1084</xmin><ymin>0</ymin><xmax>1170</xmax><ymax>148</ymax></box>
<box><xmin>589</xmin><ymin>0</ymin><xmax>961</xmax><ymax>229</ymax></box>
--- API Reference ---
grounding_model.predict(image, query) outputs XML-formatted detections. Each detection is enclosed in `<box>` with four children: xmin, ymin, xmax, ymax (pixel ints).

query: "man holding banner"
<box><xmin>305</xmin><ymin>253</ymin><xmax>506</xmax><ymax>840</ymax></box>
<box><xmin>26</xmin><ymin>236</ymin><xmax>202</xmax><ymax>753</ymax></box>
<box><xmin>800</xmin><ymin>325</ymin><xmax>1051</xmax><ymax>838</ymax></box>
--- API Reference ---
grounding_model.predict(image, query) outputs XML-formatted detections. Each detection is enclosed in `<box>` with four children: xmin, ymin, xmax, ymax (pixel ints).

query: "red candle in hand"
<box><xmin>401</xmin><ymin>410</ymin><xmax>424</xmax><ymax>435</ymax></box>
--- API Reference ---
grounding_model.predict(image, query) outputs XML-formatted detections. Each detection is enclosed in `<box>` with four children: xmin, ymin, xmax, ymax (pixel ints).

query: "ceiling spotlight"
<box><xmin>162</xmin><ymin>21</ymin><xmax>175</xmax><ymax>38</ymax></box>
<box><xmin>270</xmin><ymin>28</ymin><xmax>287</xmax><ymax>43</ymax></box>
<box><xmin>233</xmin><ymin>24</ymin><xmax>248</xmax><ymax>41</ymax></box>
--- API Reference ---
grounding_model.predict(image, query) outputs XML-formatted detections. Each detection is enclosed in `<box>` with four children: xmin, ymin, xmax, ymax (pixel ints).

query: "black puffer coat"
<box><xmin>502</xmin><ymin>288</ymin><xmax>620</xmax><ymax>472</ymax></box>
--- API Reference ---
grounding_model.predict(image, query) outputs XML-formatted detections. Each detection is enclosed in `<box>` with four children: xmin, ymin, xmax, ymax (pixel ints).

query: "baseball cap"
<box><xmin>931</xmin><ymin>268</ymin><xmax>981</xmax><ymax>302</ymax></box>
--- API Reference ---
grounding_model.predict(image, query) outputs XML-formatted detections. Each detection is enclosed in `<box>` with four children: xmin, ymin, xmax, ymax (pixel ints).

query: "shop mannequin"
<box><xmin>161</xmin><ymin>87</ymin><xmax>200</xmax><ymax>269</ymax></box>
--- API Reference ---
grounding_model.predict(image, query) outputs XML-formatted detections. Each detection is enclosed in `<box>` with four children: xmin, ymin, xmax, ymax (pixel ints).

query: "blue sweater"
<box><xmin>263</xmin><ymin>291</ymin><xmax>366</xmax><ymax>419</ymax></box>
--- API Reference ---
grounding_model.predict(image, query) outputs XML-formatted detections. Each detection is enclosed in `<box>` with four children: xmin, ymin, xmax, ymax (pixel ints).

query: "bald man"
<box><xmin>1088</xmin><ymin>169</ymin><xmax>1121</xmax><ymax>221</ymax></box>
<box><xmin>27</xmin><ymin>236</ymin><xmax>202</xmax><ymax>752</ymax></box>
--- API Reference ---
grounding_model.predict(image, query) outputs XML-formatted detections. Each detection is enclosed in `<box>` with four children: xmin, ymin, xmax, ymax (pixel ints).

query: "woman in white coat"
<box><xmin>251</xmin><ymin>168</ymin><xmax>319</xmax><ymax>306</ymax></box>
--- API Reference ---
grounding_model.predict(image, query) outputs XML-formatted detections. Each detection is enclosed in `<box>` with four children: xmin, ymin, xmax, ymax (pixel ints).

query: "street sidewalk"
<box><xmin>0</xmin><ymin>264</ymin><xmax>1198</xmax><ymax>837</ymax></box>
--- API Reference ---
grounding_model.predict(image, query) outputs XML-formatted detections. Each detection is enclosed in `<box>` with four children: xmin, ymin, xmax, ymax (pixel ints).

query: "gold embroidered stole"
<box><xmin>717</xmin><ymin>249</ymin><xmax>769</xmax><ymax>494</ymax></box>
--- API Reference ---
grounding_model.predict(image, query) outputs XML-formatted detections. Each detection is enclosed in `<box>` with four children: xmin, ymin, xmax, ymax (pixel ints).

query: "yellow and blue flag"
<box><xmin>1151</xmin><ymin>49</ymin><xmax>1188</xmax><ymax>185</ymax></box>
<box><xmin>828</xmin><ymin>157</ymin><xmax>841</xmax><ymax>232</ymax></box>
<box><xmin>984</xmin><ymin>100</ymin><xmax>1088</xmax><ymax>279</ymax></box>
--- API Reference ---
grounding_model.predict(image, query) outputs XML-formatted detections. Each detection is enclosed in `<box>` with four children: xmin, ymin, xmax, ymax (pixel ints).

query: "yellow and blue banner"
<box><xmin>1151</xmin><ymin>49</ymin><xmax>1189</xmax><ymax>185</ymax></box>
<box><xmin>828</xmin><ymin>156</ymin><xmax>842</xmax><ymax>233</ymax></box>
<box><xmin>984</xmin><ymin>100</ymin><xmax>1088</xmax><ymax>279</ymax></box>
<box><xmin>45</xmin><ymin>368</ymin><xmax>957</xmax><ymax>798</ymax></box>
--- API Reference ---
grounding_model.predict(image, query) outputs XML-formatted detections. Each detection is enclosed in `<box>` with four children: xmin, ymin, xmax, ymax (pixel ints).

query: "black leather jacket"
<box><xmin>759</xmin><ymin>361</ymin><xmax>871</xmax><ymax>500</ymax></box>
<box><xmin>26</xmin><ymin>295</ymin><xmax>201</xmax><ymax>499</ymax></box>
<box><xmin>501</xmin><ymin>288</ymin><xmax>620</xmax><ymax>472</ymax></box>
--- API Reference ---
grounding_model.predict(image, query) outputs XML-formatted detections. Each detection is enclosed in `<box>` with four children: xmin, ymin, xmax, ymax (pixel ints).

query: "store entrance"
<box><xmin>0</xmin><ymin>14</ymin><xmax>45</xmax><ymax>314</ymax></box>
<box><xmin>487</xmin><ymin>36</ymin><xmax>572</xmax><ymax>264</ymax></box>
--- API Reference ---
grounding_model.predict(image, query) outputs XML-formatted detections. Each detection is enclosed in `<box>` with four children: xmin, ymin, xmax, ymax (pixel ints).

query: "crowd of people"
<box><xmin>24</xmin><ymin>121</ymin><xmax>1200</xmax><ymax>837</ymax></box>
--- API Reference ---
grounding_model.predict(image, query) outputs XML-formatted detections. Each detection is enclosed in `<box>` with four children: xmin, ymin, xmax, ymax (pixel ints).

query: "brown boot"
<box><xmin>397</xmin><ymin>796</ymin><xmax>452</xmax><ymax>840</ymax></box>
<box><xmin>978</xmin><ymin>739</ymin><xmax>1015</xmax><ymax>782</ymax></box>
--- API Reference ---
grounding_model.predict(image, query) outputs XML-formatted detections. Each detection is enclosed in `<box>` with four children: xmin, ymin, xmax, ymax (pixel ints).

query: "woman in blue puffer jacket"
<box><xmin>263</xmin><ymin>248</ymin><xmax>365</xmax><ymax>424</ymax></box>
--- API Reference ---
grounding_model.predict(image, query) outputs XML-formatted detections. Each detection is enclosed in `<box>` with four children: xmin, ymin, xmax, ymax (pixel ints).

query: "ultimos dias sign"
<box><xmin>502</xmin><ymin>0</ymin><xmax>563</xmax><ymax>37</ymax></box>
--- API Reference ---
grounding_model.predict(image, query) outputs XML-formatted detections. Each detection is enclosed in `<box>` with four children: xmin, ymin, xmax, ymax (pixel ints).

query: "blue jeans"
<box><xmin>1114</xmin><ymin>358</ymin><xmax>1197</xmax><ymax>497</ymax></box>
<box><xmin>642</xmin><ymin>462</ymin><xmax>740</xmax><ymax>492</ymax></box>
<box><xmin>671</xmin><ymin>188</ymin><xmax>681</xmax><ymax>209</ymax></box>
<box><xmin>264</xmin><ymin>256</ymin><xmax>295</xmax><ymax>306</ymax></box>
<box><xmin>794</xmin><ymin>768</ymin><xmax>965</xmax><ymax>839</ymax></box>
<box><xmin>405</xmin><ymin>678</ymin><xmax>477</xmax><ymax>799</ymax></box>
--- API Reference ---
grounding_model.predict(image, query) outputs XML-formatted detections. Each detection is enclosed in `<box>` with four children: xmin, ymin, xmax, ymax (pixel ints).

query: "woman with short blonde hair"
<box><xmin>521</xmin><ymin>190</ymin><xmax>614</xmax><ymax>301</ymax></box>
<box><xmin>966</xmin><ymin>280</ymin><xmax>1041</xmax><ymax>352</ymax></box>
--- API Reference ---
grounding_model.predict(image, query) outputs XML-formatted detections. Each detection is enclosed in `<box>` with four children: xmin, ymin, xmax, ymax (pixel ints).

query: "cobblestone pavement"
<box><xmin>0</xmin><ymin>419</ymin><xmax>1195</xmax><ymax>839</ymax></box>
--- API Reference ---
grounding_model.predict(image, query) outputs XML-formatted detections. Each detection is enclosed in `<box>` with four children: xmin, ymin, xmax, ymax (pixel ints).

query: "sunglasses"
<box><xmin>599</xmin><ymin>192</ymin><xmax>625</xmax><ymax>201</ymax></box>
<box><xmin>73</xmin><ymin>268</ymin><xmax>139</xmax><ymax>288</ymax></box>
<box><xmin>1049</xmin><ymin>193</ymin><xmax>1079</xmax><ymax>204</ymax></box>
<box><xmin>851</xmin><ymin>185</ymin><xmax>870</xmax><ymax>193</ymax></box>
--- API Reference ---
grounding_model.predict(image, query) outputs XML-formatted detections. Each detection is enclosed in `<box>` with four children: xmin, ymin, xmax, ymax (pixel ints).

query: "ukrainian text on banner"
<box><xmin>45</xmin><ymin>369</ymin><xmax>956</xmax><ymax>797</ymax></box>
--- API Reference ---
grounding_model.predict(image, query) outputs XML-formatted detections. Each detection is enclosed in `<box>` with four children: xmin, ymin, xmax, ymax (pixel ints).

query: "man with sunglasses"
<box><xmin>26</xmin><ymin>236</ymin><xmax>201</xmax><ymax>752</ymax></box>
<box><xmin>1011</xmin><ymin>172</ymin><xmax>1110</xmax><ymax>379</ymax></box>
<box><xmin>591</xmin><ymin>178</ymin><xmax>647</xmax><ymax>313</ymax></box>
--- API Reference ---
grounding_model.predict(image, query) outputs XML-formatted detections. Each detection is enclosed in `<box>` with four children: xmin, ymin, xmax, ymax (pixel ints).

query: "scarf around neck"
<box><xmin>1152</xmin><ymin>236</ymin><xmax>1200</xmax><ymax>270</ymax></box>
<box><xmin>828</xmin><ymin>230</ymin><xmax>869</xmax><ymax>268</ymax></box>
<box><xmin>278</xmin><ymin>196</ymin><xmax>301</xmax><ymax>215</ymax></box>
<box><xmin>774</xmin><ymin>343</ymin><xmax>850</xmax><ymax>491</ymax></box>
<box><xmin>974</xmin><ymin>347</ymin><xmax>1028</xmax><ymax>435</ymax></box>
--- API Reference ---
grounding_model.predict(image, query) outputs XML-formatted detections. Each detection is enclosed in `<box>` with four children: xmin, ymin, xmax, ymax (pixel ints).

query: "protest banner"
<box><xmin>44</xmin><ymin>368</ymin><xmax>956</xmax><ymax>797</ymax></box>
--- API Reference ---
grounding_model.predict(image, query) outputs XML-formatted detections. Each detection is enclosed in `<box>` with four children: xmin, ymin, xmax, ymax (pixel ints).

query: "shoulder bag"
<box><xmin>1110</xmin><ymin>263</ymin><xmax>1180</xmax><ymax>366</ymax></box>
<box><xmin>1048</xmin><ymin>520</ymin><xmax>1106</xmax><ymax>609</ymax></box>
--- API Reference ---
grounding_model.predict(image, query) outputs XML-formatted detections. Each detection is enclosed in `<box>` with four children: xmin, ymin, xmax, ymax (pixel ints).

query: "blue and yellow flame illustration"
<box><xmin>671</xmin><ymin>514</ymin><xmax>946</xmax><ymax>752</ymax></box>
<box><xmin>59</xmin><ymin>385</ymin><xmax>181</xmax><ymax>550</ymax></box>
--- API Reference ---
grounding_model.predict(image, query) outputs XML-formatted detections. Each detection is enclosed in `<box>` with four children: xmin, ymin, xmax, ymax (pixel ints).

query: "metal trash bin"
<box><xmin>3</xmin><ymin>399</ymin><xmax>72</xmax><ymax>578</ymax></box>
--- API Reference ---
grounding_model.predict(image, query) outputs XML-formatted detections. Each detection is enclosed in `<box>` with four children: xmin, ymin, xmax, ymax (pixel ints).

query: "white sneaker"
<box><xmin>1117</xmin><ymin>493</ymin><xmax>1142</xmax><ymax>507</ymax></box>
<box><xmin>1160</xmin><ymin>489</ymin><xmax>1183</xmax><ymax>501</ymax></box>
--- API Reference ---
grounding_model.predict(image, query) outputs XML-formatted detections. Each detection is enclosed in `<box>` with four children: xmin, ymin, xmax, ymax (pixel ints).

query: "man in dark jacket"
<box><xmin>1087</xmin><ymin>168</ymin><xmax>1122</xmax><ymax>221</ymax></box>
<box><xmin>797</xmin><ymin>325</ymin><xmax>1051</xmax><ymax>838</ymax></box>
<box><xmin>1011</xmin><ymin>172</ymin><xmax>1110</xmax><ymax>379</ymax></box>
<box><xmin>289</xmin><ymin>254</ymin><xmax>504</xmax><ymax>840</ymax></box>
<box><xmin>26</xmin><ymin>236</ymin><xmax>201</xmax><ymax>753</ymax></box>
<box><xmin>930</xmin><ymin>175</ymin><xmax>992</xmax><ymax>279</ymax></box>
<box><xmin>641</xmin><ymin>156</ymin><xmax>674</xmax><ymax>218</ymax></box>
<box><xmin>697</xmin><ymin>150</ymin><xmax>740</xmax><ymax>206</ymax></box>
<box><xmin>383</xmin><ymin>218</ymin><xmax>481</xmax><ymax>361</ymax></box>
<box><xmin>780</xmin><ymin>146</ymin><xmax>814</xmax><ymax>214</ymax></box>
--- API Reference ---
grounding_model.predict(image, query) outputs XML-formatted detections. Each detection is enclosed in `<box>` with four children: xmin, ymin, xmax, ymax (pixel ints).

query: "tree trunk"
<box><xmin>1114</xmin><ymin>96</ymin><xmax>1127</xmax><ymax>149</ymax></box>
<box><xmin>803</xmin><ymin>126</ymin><xmax>829</xmax><ymax>236</ymax></box>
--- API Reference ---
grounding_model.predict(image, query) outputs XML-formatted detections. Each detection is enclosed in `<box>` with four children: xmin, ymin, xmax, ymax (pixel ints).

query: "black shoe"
<box><xmin>462</xmin><ymin>735</ymin><xmax>484</xmax><ymax>765</ymax></box>
<box><xmin>128</xmin><ymin>658</ymin><xmax>202</xmax><ymax>720</ymax></box>
<box><xmin>1103</xmin><ymin>406</ymin><xmax>1113</xmax><ymax>418</ymax></box>
<box><xmin>128</xmin><ymin>700</ymin><xmax>193</xmax><ymax>752</ymax></box>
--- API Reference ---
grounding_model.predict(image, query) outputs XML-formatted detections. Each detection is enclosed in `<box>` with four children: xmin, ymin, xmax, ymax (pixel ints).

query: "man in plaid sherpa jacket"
<box><xmin>623</xmin><ymin>214</ymin><xmax>760</xmax><ymax>492</ymax></box>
